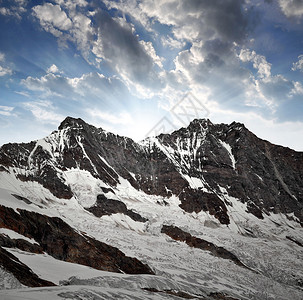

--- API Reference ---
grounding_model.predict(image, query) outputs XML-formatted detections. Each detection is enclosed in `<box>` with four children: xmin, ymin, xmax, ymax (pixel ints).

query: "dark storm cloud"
<box><xmin>93</xmin><ymin>10</ymin><xmax>164</xmax><ymax>89</ymax></box>
<box><xmin>137</xmin><ymin>0</ymin><xmax>259</xmax><ymax>101</ymax></box>
<box><xmin>169</xmin><ymin>0</ymin><xmax>258</xmax><ymax>43</ymax></box>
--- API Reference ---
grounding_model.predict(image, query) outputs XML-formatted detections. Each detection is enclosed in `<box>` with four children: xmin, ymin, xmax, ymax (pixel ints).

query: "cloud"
<box><xmin>32</xmin><ymin>3</ymin><xmax>72</xmax><ymax>39</ymax></box>
<box><xmin>237</xmin><ymin>48</ymin><xmax>303</xmax><ymax>119</ymax></box>
<box><xmin>278</xmin><ymin>0</ymin><xmax>303</xmax><ymax>18</ymax></box>
<box><xmin>23</xmin><ymin>100</ymin><xmax>64</xmax><ymax>124</ymax></box>
<box><xmin>0</xmin><ymin>0</ymin><xmax>27</xmax><ymax>19</ymax></box>
<box><xmin>0</xmin><ymin>106</ymin><xmax>15</xmax><ymax>116</ymax></box>
<box><xmin>137</xmin><ymin>0</ymin><xmax>257</xmax><ymax>43</ymax></box>
<box><xmin>21</xmin><ymin>73</ymin><xmax>76</xmax><ymax>98</ymax></box>
<box><xmin>0</xmin><ymin>66</ymin><xmax>12</xmax><ymax>77</ymax></box>
<box><xmin>101</xmin><ymin>0</ymin><xmax>260</xmax><ymax>106</ymax></box>
<box><xmin>172</xmin><ymin>40</ymin><xmax>251</xmax><ymax>106</ymax></box>
<box><xmin>93</xmin><ymin>11</ymin><xmax>164</xmax><ymax>89</ymax></box>
<box><xmin>139</xmin><ymin>40</ymin><xmax>164</xmax><ymax>68</ymax></box>
<box><xmin>0</xmin><ymin>52</ymin><xmax>12</xmax><ymax>77</ymax></box>
<box><xmin>161</xmin><ymin>36</ymin><xmax>185</xmax><ymax>49</ymax></box>
<box><xmin>46</xmin><ymin>64</ymin><xmax>62</xmax><ymax>74</ymax></box>
<box><xmin>21</xmin><ymin>72</ymin><xmax>132</xmax><ymax>109</ymax></box>
<box><xmin>292</xmin><ymin>55</ymin><xmax>303</xmax><ymax>71</ymax></box>
<box><xmin>257</xmin><ymin>74</ymin><xmax>295</xmax><ymax>101</ymax></box>
<box><xmin>54</xmin><ymin>0</ymin><xmax>88</xmax><ymax>10</ymax></box>
<box><xmin>32</xmin><ymin>1</ymin><xmax>164</xmax><ymax>90</ymax></box>
<box><xmin>239</xmin><ymin>49</ymin><xmax>272</xmax><ymax>79</ymax></box>
<box><xmin>86</xmin><ymin>109</ymin><xmax>133</xmax><ymax>125</ymax></box>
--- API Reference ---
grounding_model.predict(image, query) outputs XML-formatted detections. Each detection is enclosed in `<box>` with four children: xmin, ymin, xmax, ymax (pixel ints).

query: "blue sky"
<box><xmin>0</xmin><ymin>0</ymin><xmax>303</xmax><ymax>150</ymax></box>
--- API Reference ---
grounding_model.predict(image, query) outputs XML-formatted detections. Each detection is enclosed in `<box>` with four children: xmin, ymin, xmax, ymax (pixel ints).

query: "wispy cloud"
<box><xmin>0</xmin><ymin>106</ymin><xmax>15</xmax><ymax>116</ymax></box>
<box><xmin>86</xmin><ymin>109</ymin><xmax>133</xmax><ymax>125</ymax></box>
<box><xmin>0</xmin><ymin>52</ymin><xmax>12</xmax><ymax>77</ymax></box>
<box><xmin>23</xmin><ymin>100</ymin><xmax>64</xmax><ymax>124</ymax></box>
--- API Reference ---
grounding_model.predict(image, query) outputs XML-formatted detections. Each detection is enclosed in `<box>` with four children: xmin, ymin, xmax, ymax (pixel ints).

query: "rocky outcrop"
<box><xmin>179</xmin><ymin>188</ymin><xmax>230</xmax><ymax>225</ymax></box>
<box><xmin>0</xmin><ymin>205</ymin><xmax>154</xmax><ymax>276</ymax></box>
<box><xmin>86</xmin><ymin>194</ymin><xmax>148</xmax><ymax>222</ymax></box>
<box><xmin>0</xmin><ymin>117</ymin><xmax>302</xmax><ymax>225</ymax></box>
<box><xmin>161</xmin><ymin>225</ymin><xmax>247</xmax><ymax>269</ymax></box>
<box><xmin>0</xmin><ymin>246</ymin><xmax>55</xmax><ymax>287</ymax></box>
<box><xmin>0</xmin><ymin>234</ymin><xmax>43</xmax><ymax>254</ymax></box>
<box><xmin>155</xmin><ymin>119</ymin><xmax>303</xmax><ymax>223</ymax></box>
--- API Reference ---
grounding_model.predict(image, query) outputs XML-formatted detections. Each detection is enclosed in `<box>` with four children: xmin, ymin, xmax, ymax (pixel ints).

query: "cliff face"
<box><xmin>1</xmin><ymin>117</ymin><xmax>302</xmax><ymax>225</ymax></box>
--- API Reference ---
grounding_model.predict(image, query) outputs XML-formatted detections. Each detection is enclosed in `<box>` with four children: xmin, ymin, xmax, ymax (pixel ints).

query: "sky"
<box><xmin>0</xmin><ymin>0</ymin><xmax>303</xmax><ymax>151</ymax></box>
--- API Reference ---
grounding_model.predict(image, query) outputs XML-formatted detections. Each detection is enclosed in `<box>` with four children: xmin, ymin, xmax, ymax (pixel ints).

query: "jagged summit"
<box><xmin>58</xmin><ymin>116</ymin><xmax>88</xmax><ymax>130</ymax></box>
<box><xmin>0</xmin><ymin>116</ymin><xmax>302</xmax><ymax>223</ymax></box>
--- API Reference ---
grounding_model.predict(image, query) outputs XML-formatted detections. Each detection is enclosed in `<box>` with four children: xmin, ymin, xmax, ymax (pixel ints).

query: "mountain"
<box><xmin>0</xmin><ymin>117</ymin><xmax>302</xmax><ymax>300</ymax></box>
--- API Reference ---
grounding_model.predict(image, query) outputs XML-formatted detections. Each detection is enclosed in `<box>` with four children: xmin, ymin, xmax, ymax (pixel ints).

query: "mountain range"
<box><xmin>0</xmin><ymin>117</ymin><xmax>302</xmax><ymax>300</ymax></box>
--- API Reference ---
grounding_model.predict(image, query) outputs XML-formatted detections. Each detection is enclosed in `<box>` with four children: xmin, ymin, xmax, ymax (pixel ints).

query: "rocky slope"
<box><xmin>1</xmin><ymin>117</ymin><xmax>302</xmax><ymax>224</ymax></box>
<box><xmin>0</xmin><ymin>117</ymin><xmax>302</xmax><ymax>299</ymax></box>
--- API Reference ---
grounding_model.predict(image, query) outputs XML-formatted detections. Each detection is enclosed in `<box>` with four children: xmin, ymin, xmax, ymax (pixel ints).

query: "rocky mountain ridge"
<box><xmin>0</xmin><ymin>117</ymin><xmax>302</xmax><ymax>299</ymax></box>
<box><xmin>1</xmin><ymin>117</ymin><xmax>302</xmax><ymax>225</ymax></box>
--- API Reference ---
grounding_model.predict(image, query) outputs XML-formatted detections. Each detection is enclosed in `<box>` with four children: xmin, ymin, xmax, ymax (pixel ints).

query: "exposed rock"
<box><xmin>0</xmin><ymin>246</ymin><xmax>55</xmax><ymax>287</ymax></box>
<box><xmin>0</xmin><ymin>117</ymin><xmax>302</xmax><ymax>225</ymax></box>
<box><xmin>161</xmin><ymin>225</ymin><xmax>247</xmax><ymax>269</ymax></box>
<box><xmin>86</xmin><ymin>194</ymin><xmax>148</xmax><ymax>222</ymax></box>
<box><xmin>208</xmin><ymin>292</ymin><xmax>240</xmax><ymax>300</ymax></box>
<box><xmin>286</xmin><ymin>236</ymin><xmax>303</xmax><ymax>247</ymax></box>
<box><xmin>101</xmin><ymin>187</ymin><xmax>115</xmax><ymax>194</ymax></box>
<box><xmin>179</xmin><ymin>188</ymin><xmax>230</xmax><ymax>225</ymax></box>
<box><xmin>0</xmin><ymin>205</ymin><xmax>154</xmax><ymax>276</ymax></box>
<box><xmin>0</xmin><ymin>234</ymin><xmax>43</xmax><ymax>254</ymax></box>
<box><xmin>11</xmin><ymin>194</ymin><xmax>32</xmax><ymax>205</ymax></box>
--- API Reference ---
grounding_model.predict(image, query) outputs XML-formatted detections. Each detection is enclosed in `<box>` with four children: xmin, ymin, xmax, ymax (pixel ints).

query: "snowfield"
<box><xmin>0</xmin><ymin>171</ymin><xmax>302</xmax><ymax>299</ymax></box>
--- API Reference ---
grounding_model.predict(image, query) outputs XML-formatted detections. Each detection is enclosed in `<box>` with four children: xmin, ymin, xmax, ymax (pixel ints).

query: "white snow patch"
<box><xmin>255</xmin><ymin>173</ymin><xmax>263</xmax><ymax>181</ymax></box>
<box><xmin>3</xmin><ymin>248</ymin><xmax>111</xmax><ymax>285</ymax></box>
<box><xmin>63</xmin><ymin>168</ymin><xmax>106</xmax><ymax>207</ymax></box>
<box><xmin>0</xmin><ymin>228</ymin><xmax>38</xmax><ymax>245</ymax></box>
<box><xmin>219</xmin><ymin>140</ymin><xmax>236</xmax><ymax>169</ymax></box>
<box><xmin>181</xmin><ymin>174</ymin><xmax>209</xmax><ymax>191</ymax></box>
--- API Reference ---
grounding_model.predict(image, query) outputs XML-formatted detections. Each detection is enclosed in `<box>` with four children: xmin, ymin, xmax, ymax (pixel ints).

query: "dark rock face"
<box><xmin>157</xmin><ymin>120</ymin><xmax>303</xmax><ymax>223</ymax></box>
<box><xmin>0</xmin><ymin>117</ymin><xmax>302</xmax><ymax>225</ymax></box>
<box><xmin>179</xmin><ymin>188</ymin><xmax>230</xmax><ymax>224</ymax></box>
<box><xmin>161</xmin><ymin>225</ymin><xmax>247</xmax><ymax>269</ymax></box>
<box><xmin>0</xmin><ymin>246</ymin><xmax>55</xmax><ymax>287</ymax></box>
<box><xmin>0</xmin><ymin>205</ymin><xmax>154</xmax><ymax>275</ymax></box>
<box><xmin>0</xmin><ymin>234</ymin><xmax>43</xmax><ymax>254</ymax></box>
<box><xmin>86</xmin><ymin>194</ymin><xmax>147</xmax><ymax>222</ymax></box>
<box><xmin>209</xmin><ymin>292</ymin><xmax>240</xmax><ymax>300</ymax></box>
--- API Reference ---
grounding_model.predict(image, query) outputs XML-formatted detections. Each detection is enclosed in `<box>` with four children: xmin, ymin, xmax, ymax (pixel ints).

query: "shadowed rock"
<box><xmin>86</xmin><ymin>194</ymin><xmax>148</xmax><ymax>222</ymax></box>
<box><xmin>161</xmin><ymin>225</ymin><xmax>248</xmax><ymax>269</ymax></box>
<box><xmin>0</xmin><ymin>246</ymin><xmax>56</xmax><ymax>287</ymax></box>
<box><xmin>0</xmin><ymin>205</ymin><xmax>154</xmax><ymax>277</ymax></box>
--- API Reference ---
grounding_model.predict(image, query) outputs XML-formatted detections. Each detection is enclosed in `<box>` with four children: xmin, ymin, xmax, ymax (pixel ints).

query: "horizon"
<box><xmin>1</xmin><ymin>115</ymin><xmax>302</xmax><ymax>153</ymax></box>
<box><xmin>0</xmin><ymin>1</ymin><xmax>303</xmax><ymax>151</ymax></box>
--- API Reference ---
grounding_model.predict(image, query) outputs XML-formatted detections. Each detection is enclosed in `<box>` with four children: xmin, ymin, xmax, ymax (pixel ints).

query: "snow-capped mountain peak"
<box><xmin>0</xmin><ymin>117</ymin><xmax>302</xmax><ymax>299</ymax></box>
